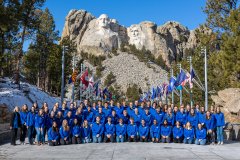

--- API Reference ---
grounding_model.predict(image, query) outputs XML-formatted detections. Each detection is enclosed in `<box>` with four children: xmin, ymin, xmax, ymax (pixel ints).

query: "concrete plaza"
<box><xmin>1</xmin><ymin>141</ymin><xmax>240</xmax><ymax>160</ymax></box>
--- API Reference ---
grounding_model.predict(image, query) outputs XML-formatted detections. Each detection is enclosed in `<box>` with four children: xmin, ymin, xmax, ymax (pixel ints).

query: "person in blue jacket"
<box><xmin>104</xmin><ymin>117</ymin><xmax>115</xmax><ymax>143</ymax></box>
<box><xmin>187</xmin><ymin>108</ymin><xmax>198</xmax><ymax>129</ymax></box>
<box><xmin>48</xmin><ymin>121</ymin><xmax>59</xmax><ymax>146</ymax></box>
<box><xmin>110</xmin><ymin>110</ymin><xmax>119</xmax><ymax>125</ymax></box>
<box><xmin>20</xmin><ymin>104</ymin><xmax>28</xmax><ymax>145</ymax></box>
<box><xmin>81</xmin><ymin>120</ymin><xmax>91</xmax><ymax>143</ymax></box>
<box><xmin>154</xmin><ymin>107</ymin><xmax>165</xmax><ymax>126</ymax></box>
<box><xmin>131</xmin><ymin>108</ymin><xmax>142</xmax><ymax>127</ymax></box>
<box><xmin>65</xmin><ymin>111</ymin><xmax>73</xmax><ymax>127</ymax></box>
<box><xmin>59</xmin><ymin>119</ymin><xmax>71</xmax><ymax>145</ymax></box>
<box><xmin>127</xmin><ymin>102</ymin><xmax>135</xmax><ymax>117</ymax></box>
<box><xmin>116</xmin><ymin>118</ymin><xmax>127</xmax><ymax>142</ymax></box>
<box><xmin>10</xmin><ymin>106</ymin><xmax>21</xmax><ymax>146</ymax></box>
<box><xmin>204</xmin><ymin>111</ymin><xmax>214</xmax><ymax>144</ymax></box>
<box><xmin>121</xmin><ymin>110</ymin><xmax>129</xmax><ymax>125</ymax></box>
<box><xmin>103</xmin><ymin>102</ymin><xmax>112</xmax><ymax>117</ymax></box>
<box><xmin>94</xmin><ymin>107</ymin><xmax>106</xmax><ymax>124</ymax></box>
<box><xmin>215</xmin><ymin>107</ymin><xmax>225</xmax><ymax>145</ymax></box>
<box><xmin>161</xmin><ymin>119</ymin><xmax>171</xmax><ymax>143</ymax></box>
<box><xmin>83</xmin><ymin>106</ymin><xmax>94</xmax><ymax>126</ymax></box>
<box><xmin>127</xmin><ymin>117</ymin><xmax>138</xmax><ymax>142</ymax></box>
<box><xmin>150</xmin><ymin>119</ymin><xmax>160</xmax><ymax>143</ymax></box>
<box><xmin>142</xmin><ymin>108</ymin><xmax>153</xmax><ymax>127</ymax></box>
<box><xmin>176</xmin><ymin>106</ymin><xmax>187</xmax><ymax>127</ymax></box>
<box><xmin>92</xmin><ymin>116</ymin><xmax>104</xmax><ymax>143</ymax></box>
<box><xmin>164</xmin><ymin>107</ymin><xmax>175</xmax><ymax>126</ymax></box>
<box><xmin>61</xmin><ymin>102</ymin><xmax>69</xmax><ymax>118</ymax></box>
<box><xmin>198</xmin><ymin>106</ymin><xmax>206</xmax><ymax>126</ymax></box>
<box><xmin>27</xmin><ymin>106</ymin><xmax>35</xmax><ymax>145</ymax></box>
<box><xmin>139</xmin><ymin>119</ymin><xmax>149</xmax><ymax>142</ymax></box>
<box><xmin>55</xmin><ymin>111</ymin><xmax>64</xmax><ymax>129</ymax></box>
<box><xmin>183</xmin><ymin>122</ymin><xmax>195</xmax><ymax>144</ymax></box>
<box><xmin>173</xmin><ymin>121</ymin><xmax>183</xmax><ymax>143</ymax></box>
<box><xmin>71</xmin><ymin>118</ymin><xmax>81</xmax><ymax>144</ymax></box>
<box><xmin>195</xmin><ymin>123</ymin><xmax>207</xmax><ymax>145</ymax></box>
<box><xmin>35</xmin><ymin>109</ymin><xmax>45</xmax><ymax>145</ymax></box>
<box><xmin>74</xmin><ymin>107</ymin><xmax>84</xmax><ymax>126</ymax></box>
<box><xmin>114</xmin><ymin>102</ymin><xmax>123</xmax><ymax>118</ymax></box>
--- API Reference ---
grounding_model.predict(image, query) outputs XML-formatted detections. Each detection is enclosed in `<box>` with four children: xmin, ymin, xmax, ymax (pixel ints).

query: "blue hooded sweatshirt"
<box><xmin>150</xmin><ymin>124</ymin><xmax>160</xmax><ymax>138</ymax></box>
<box><xmin>161</xmin><ymin>125</ymin><xmax>171</xmax><ymax>136</ymax></box>
<box><xmin>104</xmin><ymin>123</ymin><xmax>115</xmax><ymax>135</ymax></box>
<box><xmin>81</xmin><ymin>125</ymin><xmax>91</xmax><ymax>138</ymax></box>
<box><xmin>196</xmin><ymin>128</ymin><xmax>206</xmax><ymax>139</ymax></box>
<box><xmin>92</xmin><ymin>122</ymin><xmax>104</xmax><ymax>136</ymax></box>
<box><xmin>184</xmin><ymin>128</ymin><xmax>195</xmax><ymax>139</ymax></box>
<box><xmin>59</xmin><ymin>126</ymin><xmax>71</xmax><ymax>139</ymax></box>
<box><xmin>173</xmin><ymin>126</ymin><xmax>183</xmax><ymax>138</ymax></box>
<box><xmin>116</xmin><ymin>124</ymin><xmax>127</xmax><ymax>136</ymax></box>
<box><xmin>176</xmin><ymin>111</ymin><xmax>187</xmax><ymax>125</ymax></box>
<box><xmin>214</xmin><ymin>112</ymin><xmax>225</xmax><ymax>127</ymax></box>
<box><xmin>35</xmin><ymin>114</ymin><xmax>45</xmax><ymax>128</ymax></box>
<box><xmin>72</xmin><ymin>125</ymin><xmax>81</xmax><ymax>137</ymax></box>
<box><xmin>127</xmin><ymin>124</ymin><xmax>138</xmax><ymax>136</ymax></box>
<box><xmin>27</xmin><ymin>112</ymin><xmax>35</xmax><ymax>127</ymax></box>
<box><xmin>48</xmin><ymin>127</ymin><xmax>59</xmax><ymax>141</ymax></box>
<box><xmin>139</xmin><ymin>125</ymin><xmax>149</xmax><ymax>137</ymax></box>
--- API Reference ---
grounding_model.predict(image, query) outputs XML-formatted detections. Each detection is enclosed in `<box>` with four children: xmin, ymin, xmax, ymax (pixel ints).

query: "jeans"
<box><xmin>93</xmin><ymin>135</ymin><xmax>102</xmax><ymax>143</ymax></box>
<box><xmin>183</xmin><ymin>138</ymin><xmax>194</xmax><ymax>144</ymax></box>
<box><xmin>35</xmin><ymin>128</ymin><xmax>44</xmax><ymax>143</ymax></box>
<box><xmin>195</xmin><ymin>139</ymin><xmax>206</xmax><ymax>145</ymax></box>
<box><xmin>27</xmin><ymin>126</ymin><xmax>35</xmax><ymax>144</ymax></box>
<box><xmin>217</xmin><ymin>126</ymin><xmax>223</xmax><ymax>142</ymax></box>
<box><xmin>161</xmin><ymin>136</ymin><xmax>170</xmax><ymax>143</ymax></box>
<box><xmin>82</xmin><ymin>137</ymin><xmax>91</xmax><ymax>143</ymax></box>
<box><xmin>104</xmin><ymin>135</ymin><xmax>114</xmax><ymax>143</ymax></box>
<box><xmin>116</xmin><ymin>135</ymin><xmax>125</xmax><ymax>143</ymax></box>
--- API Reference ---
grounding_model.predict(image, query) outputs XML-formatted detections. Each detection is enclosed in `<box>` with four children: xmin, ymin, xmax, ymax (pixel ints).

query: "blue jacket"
<box><xmin>20</xmin><ymin>111</ymin><xmax>28</xmax><ymax>125</ymax></box>
<box><xmin>61</xmin><ymin>108</ymin><xmax>69</xmax><ymax>118</ymax></box>
<box><xmin>64</xmin><ymin>117</ymin><xmax>73</xmax><ymax>127</ymax></box>
<box><xmin>198</xmin><ymin>112</ymin><xmax>206</xmax><ymax>124</ymax></box>
<box><xmin>173</xmin><ymin>126</ymin><xmax>183</xmax><ymax>138</ymax></box>
<box><xmin>27</xmin><ymin>112</ymin><xmax>35</xmax><ymax>127</ymax></box>
<box><xmin>72</xmin><ymin>125</ymin><xmax>81</xmax><ymax>137</ymax></box>
<box><xmin>81</xmin><ymin>126</ymin><xmax>91</xmax><ymax>138</ymax></box>
<box><xmin>153</xmin><ymin>112</ymin><xmax>165</xmax><ymax>125</ymax></box>
<box><xmin>55</xmin><ymin>117</ymin><xmax>64</xmax><ymax>128</ymax></box>
<box><xmin>176</xmin><ymin>111</ymin><xmax>187</xmax><ymax>125</ymax></box>
<box><xmin>83</xmin><ymin>112</ymin><xmax>94</xmax><ymax>125</ymax></box>
<box><xmin>164</xmin><ymin>114</ymin><xmax>175</xmax><ymax>126</ymax></box>
<box><xmin>196</xmin><ymin>128</ymin><xmax>206</xmax><ymax>139</ymax></box>
<box><xmin>127</xmin><ymin>124</ymin><xmax>138</xmax><ymax>136</ymax></box>
<box><xmin>139</xmin><ymin>125</ymin><xmax>149</xmax><ymax>137</ymax></box>
<box><xmin>110</xmin><ymin>115</ymin><xmax>119</xmax><ymax>125</ymax></box>
<box><xmin>116</xmin><ymin>124</ymin><xmax>127</xmax><ymax>136</ymax></box>
<box><xmin>94</xmin><ymin>112</ymin><xmax>106</xmax><ymax>124</ymax></box>
<box><xmin>187</xmin><ymin>114</ymin><xmax>199</xmax><ymax>128</ymax></box>
<box><xmin>59</xmin><ymin>126</ymin><xmax>71</xmax><ymax>139</ymax></box>
<box><xmin>114</xmin><ymin>106</ymin><xmax>123</xmax><ymax>117</ymax></box>
<box><xmin>215</xmin><ymin>112</ymin><xmax>225</xmax><ymax>127</ymax></box>
<box><xmin>149</xmin><ymin>107</ymin><xmax>157</xmax><ymax>116</ymax></box>
<box><xmin>104</xmin><ymin>123</ymin><xmax>115</xmax><ymax>135</ymax></box>
<box><xmin>48</xmin><ymin>128</ymin><xmax>59</xmax><ymax>141</ymax></box>
<box><xmin>131</xmin><ymin>113</ymin><xmax>142</xmax><ymax>126</ymax></box>
<box><xmin>127</xmin><ymin>107</ymin><xmax>135</xmax><ymax>117</ymax></box>
<box><xmin>142</xmin><ymin>113</ymin><xmax>153</xmax><ymax>126</ymax></box>
<box><xmin>35</xmin><ymin>114</ymin><xmax>45</xmax><ymax>128</ymax></box>
<box><xmin>150</xmin><ymin>124</ymin><xmax>160</xmax><ymax>138</ymax></box>
<box><xmin>121</xmin><ymin>115</ymin><xmax>130</xmax><ymax>125</ymax></box>
<box><xmin>184</xmin><ymin>128</ymin><xmax>195</xmax><ymax>139</ymax></box>
<box><xmin>204</xmin><ymin>116</ymin><xmax>214</xmax><ymax>130</ymax></box>
<box><xmin>92</xmin><ymin>122</ymin><xmax>104</xmax><ymax>136</ymax></box>
<box><xmin>103</xmin><ymin>107</ymin><xmax>112</xmax><ymax>117</ymax></box>
<box><xmin>161</xmin><ymin>125</ymin><xmax>171</xmax><ymax>136</ymax></box>
<box><xmin>74</xmin><ymin>114</ymin><xmax>84</xmax><ymax>125</ymax></box>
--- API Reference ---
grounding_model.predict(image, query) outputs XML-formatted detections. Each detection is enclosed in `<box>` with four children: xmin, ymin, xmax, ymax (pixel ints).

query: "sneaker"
<box><xmin>221</xmin><ymin>142</ymin><xmax>224</xmax><ymax>145</ymax></box>
<box><xmin>218</xmin><ymin>142</ymin><xmax>221</xmax><ymax>145</ymax></box>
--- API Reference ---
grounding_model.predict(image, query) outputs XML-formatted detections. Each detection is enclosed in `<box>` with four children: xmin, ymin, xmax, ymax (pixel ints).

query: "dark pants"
<box><xmin>48</xmin><ymin>140</ymin><xmax>58</xmax><ymax>146</ymax></box>
<box><xmin>20</xmin><ymin>125</ymin><xmax>27</xmax><ymax>143</ymax></box>
<box><xmin>173</xmin><ymin>137</ymin><xmax>183</xmax><ymax>143</ymax></box>
<box><xmin>11</xmin><ymin>128</ymin><xmax>18</xmax><ymax>145</ymax></box>
<box><xmin>161</xmin><ymin>136</ymin><xmax>170</xmax><ymax>143</ymax></box>
<box><xmin>28</xmin><ymin>126</ymin><xmax>35</xmax><ymax>144</ymax></box>
<box><xmin>104</xmin><ymin>135</ymin><xmax>114</xmax><ymax>143</ymax></box>
<box><xmin>72</xmin><ymin>136</ymin><xmax>81</xmax><ymax>144</ymax></box>
<box><xmin>128</xmin><ymin>136</ymin><xmax>137</xmax><ymax>142</ymax></box>
<box><xmin>60</xmin><ymin>138</ymin><xmax>70</xmax><ymax>145</ymax></box>
<box><xmin>140</xmin><ymin>136</ymin><xmax>148</xmax><ymax>142</ymax></box>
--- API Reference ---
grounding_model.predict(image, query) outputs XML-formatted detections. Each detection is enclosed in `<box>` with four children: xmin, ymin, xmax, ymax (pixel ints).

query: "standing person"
<box><xmin>204</xmin><ymin>111</ymin><xmax>214</xmax><ymax>144</ymax></box>
<box><xmin>195</xmin><ymin>123</ymin><xmax>207</xmax><ymax>145</ymax></box>
<box><xmin>10</xmin><ymin>106</ymin><xmax>21</xmax><ymax>146</ymax></box>
<box><xmin>92</xmin><ymin>116</ymin><xmax>104</xmax><ymax>143</ymax></box>
<box><xmin>164</xmin><ymin>107</ymin><xmax>175</xmax><ymax>126</ymax></box>
<box><xmin>104</xmin><ymin>117</ymin><xmax>115</xmax><ymax>143</ymax></box>
<box><xmin>81</xmin><ymin>120</ymin><xmax>91</xmax><ymax>143</ymax></box>
<box><xmin>215</xmin><ymin>107</ymin><xmax>225</xmax><ymax>145</ymax></box>
<box><xmin>71</xmin><ymin>118</ymin><xmax>81</xmax><ymax>144</ymax></box>
<box><xmin>27</xmin><ymin>106</ymin><xmax>35</xmax><ymax>145</ymax></box>
<box><xmin>48</xmin><ymin>121</ymin><xmax>59</xmax><ymax>146</ymax></box>
<box><xmin>35</xmin><ymin>109</ymin><xmax>45</xmax><ymax>145</ymax></box>
<box><xmin>183</xmin><ymin>122</ymin><xmax>195</xmax><ymax>144</ymax></box>
<box><xmin>176</xmin><ymin>106</ymin><xmax>187</xmax><ymax>127</ymax></box>
<box><xmin>116</xmin><ymin>118</ymin><xmax>126</xmax><ymax>143</ymax></box>
<box><xmin>127</xmin><ymin>118</ymin><xmax>138</xmax><ymax>142</ymax></box>
<box><xmin>161</xmin><ymin>119</ymin><xmax>171</xmax><ymax>143</ymax></box>
<box><xmin>139</xmin><ymin>119</ymin><xmax>149</xmax><ymax>142</ymax></box>
<box><xmin>59</xmin><ymin>119</ymin><xmax>71</xmax><ymax>145</ymax></box>
<box><xmin>187</xmin><ymin>108</ymin><xmax>199</xmax><ymax>129</ymax></box>
<box><xmin>20</xmin><ymin>104</ymin><xmax>28</xmax><ymax>145</ymax></box>
<box><xmin>121</xmin><ymin>110</ymin><xmax>129</xmax><ymax>125</ymax></box>
<box><xmin>150</xmin><ymin>119</ymin><xmax>160</xmax><ymax>143</ymax></box>
<box><xmin>173</xmin><ymin>121</ymin><xmax>183</xmax><ymax>143</ymax></box>
<box><xmin>43</xmin><ymin>106</ymin><xmax>50</xmax><ymax>144</ymax></box>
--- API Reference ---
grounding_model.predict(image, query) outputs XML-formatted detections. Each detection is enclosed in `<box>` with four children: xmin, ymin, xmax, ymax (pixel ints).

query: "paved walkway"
<box><xmin>1</xmin><ymin>141</ymin><xmax>240</xmax><ymax>160</ymax></box>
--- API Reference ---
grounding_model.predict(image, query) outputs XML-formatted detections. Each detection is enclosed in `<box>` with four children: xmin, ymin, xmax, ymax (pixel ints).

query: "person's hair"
<box><xmin>21</xmin><ymin>104</ymin><xmax>28</xmax><ymax>112</ymax></box>
<box><xmin>163</xmin><ymin>119</ymin><xmax>168</xmax><ymax>126</ymax></box>
<box><xmin>205</xmin><ymin>111</ymin><xmax>211</xmax><ymax>120</ymax></box>
<box><xmin>62</xmin><ymin>119</ymin><xmax>69</xmax><ymax>131</ymax></box>
<box><xmin>13</xmin><ymin>106</ymin><xmax>20</xmax><ymax>112</ymax></box>
<box><xmin>52</xmin><ymin>121</ymin><xmax>58</xmax><ymax>132</ymax></box>
<box><xmin>185</xmin><ymin>122</ymin><xmax>192</xmax><ymax>129</ymax></box>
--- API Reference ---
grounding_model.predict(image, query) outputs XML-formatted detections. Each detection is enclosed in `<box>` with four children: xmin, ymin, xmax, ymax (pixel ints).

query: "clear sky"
<box><xmin>24</xmin><ymin>0</ymin><xmax>207</xmax><ymax>50</ymax></box>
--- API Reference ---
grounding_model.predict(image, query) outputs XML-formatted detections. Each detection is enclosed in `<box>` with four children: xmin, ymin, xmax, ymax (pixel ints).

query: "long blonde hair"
<box><xmin>62</xmin><ymin>119</ymin><xmax>69</xmax><ymax>131</ymax></box>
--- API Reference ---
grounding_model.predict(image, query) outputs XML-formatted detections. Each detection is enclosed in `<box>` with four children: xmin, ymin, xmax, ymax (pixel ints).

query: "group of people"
<box><xmin>10</xmin><ymin>99</ymin><xmax>225</xmax><ymax>146</ymax></box>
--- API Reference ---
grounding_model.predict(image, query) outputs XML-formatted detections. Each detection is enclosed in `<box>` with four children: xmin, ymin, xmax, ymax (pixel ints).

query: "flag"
<box><xmin>93</xmin><ymin>82</ymin><xmax>99</xmax><ymax>96</ymax></box>
<box><xmin>175</xmin><ymin>70</ymin><xmax>186</xmax><ymax>87</ymax></box>
<box><xmin>103</xmin><ymin>88</ymin><xmax>111</xmax><ymax>100</ymax></box>
<box><xmin>168</xmin><ymin>77</ymin><xmax>176</xmax><ymax>93</ymax></box>
<box><xmin>89</xmin><ymin>76</ymin><xmax>94</xmax><ymax>88</ymax></box>
<box><xmin>68</xmin><ymin>70</ymin><xmax>78</xmax><ymax>84</ymax></box>
<box><xmin>151</xmin><ymin>87</ymin><xmax>156</xmax><ymax>100</ymax></box>
<box><xmin>162</xmin><ymin>83</ymin><xmax>168</xmax><ymax>94</ymax></box>
<box><xmin>80</xmin><ymin>69</ymin><xmax>89</xmax><ymax>88</ymax></box>
<box><xmin>176</xmin><ymin>85</ymin><xmax>183</xmax><ymax>90</ymax></box>
<box><xmin>181</xmin><ymin>72</ymin><xmax>190</xmax><ymax>87</ymax></box>
<box><xmin>156</xmin><ymin>86</ymin><xmax>161</xmax><ymax>98</ymax></box>
<box><xmin>68</xmin><ymin>77</ymin><xmax>73</xmax><ymax>84</ymax></box>
<box><xmin>191</xmin><ymin>68</ymin><xmax>196</xmax><ymax>80</ymax></box>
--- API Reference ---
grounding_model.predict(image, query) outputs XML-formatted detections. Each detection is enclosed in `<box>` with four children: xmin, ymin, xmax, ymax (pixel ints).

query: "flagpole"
<box><xmin>188</xmin><ymin>56</ymin><xmax>193</xmax><ymax>108</ymax></box>
<box><xmin>61</xmin><ymin>46</ymin><xmax>65</xmax><ymax>104</ymax></box>
<box><xmin>80</xmin><ymin>63</ymin><xmax>83</xmax><ymax>102</ymax></box>
<box><xmin>177</xmin><ymin>63</ymin><xmax>182</xmax><ymax>105</ymax></box>
<box><xmin>202</xmin><ymin>47</ymin><xmax>208</xmax><ymax>111</ymax></box>
<box><xmin>171</xmin><ymin>67</ymin><xmax>174</xmax><ymax>105</ymax></box>
<box><xmin>71</xmin><ymin>54</ymin><xmax>76</xmax><ymax>102</ymax></box>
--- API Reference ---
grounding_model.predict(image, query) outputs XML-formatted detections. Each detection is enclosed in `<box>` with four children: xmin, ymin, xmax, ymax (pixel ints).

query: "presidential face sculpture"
<box><xmin>98</xmin><ymin>14</ymin><xmax>110</xmax><ymax>29</ymax></box>
<box><xmin>128</xmin><ymin>25</ymin><xmax>144</xmax><ymax>49</ymax></box>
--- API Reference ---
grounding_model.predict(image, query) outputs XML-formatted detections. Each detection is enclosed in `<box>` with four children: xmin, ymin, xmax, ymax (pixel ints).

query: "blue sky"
<box><xmin>24</xmin><ymin>0</ymin><xmax>207</xmax><ymax>50</ymax></box>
